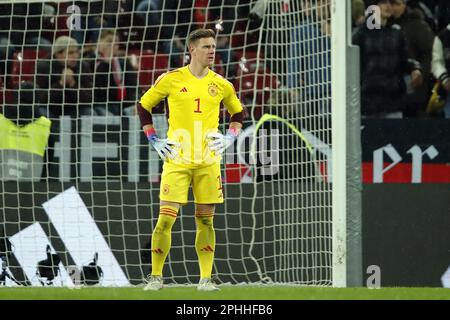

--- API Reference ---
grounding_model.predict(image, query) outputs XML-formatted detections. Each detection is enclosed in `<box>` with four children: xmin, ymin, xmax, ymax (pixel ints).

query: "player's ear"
<box><xmin>188</xmin><ymin>43</ymin><xmax>195</xmax><ymax>54</ymax></box>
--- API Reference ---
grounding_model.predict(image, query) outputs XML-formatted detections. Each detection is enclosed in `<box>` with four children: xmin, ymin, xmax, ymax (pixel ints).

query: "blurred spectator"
<box><xmin>193</xmin><ymin>0</ymin><xmax>209</xmax><ymax>28</ymax></box>
<box><xmin>433</xmin><ymin>0</ymin><xmax>450</xmax><ymax>32</ymax></box>
<box><xmin>159</xmin><ymin>1</ymin><xmax>194</xmax><ymax>68</ymax></box>
<box><xmin>405</xmin><ymin>0</ymin><xmax>438</xmax><ymax>32</ymax></box>
<box><xmin>431</xmin><ymin>23</ymin><xmax>450</xmax><ymax>118</ymax></box>
<box><xmin>208</xmin><ymin>0</ymin><xmax>237</xmax><ymax>76</ymax></box>
<box><xmin>55</xmin><ymin>1</ymin><xmax>119</xmax><ymax>45</ymax></box>
<box><xmin>353</xmin><ymin>0</ymin><xmax>366</xmax><ymax>30</ymax></box>
<box><xmin>391</xmin><ymin>0</ymin><xmax>434</xmax><ymax>117</ymax></box>
<box><xmin>135</xmin><ymin>0</ymin><xmax>163</xmax><ymax>50</ymax></box>
<box><xmin>136</xmin><ymin>0</ymin><xmax>162</xmax><ymax>25</ymax></box>
<box><xmin>2</xmin><ymin>81</ymin><xmax>44</xmax><ymax>125</ymax></box>
<box><xmin>354</xmin><ymin>0</ymin><xmax>423</xmax><ymax>118</ymax></box>
<box><xmin>94</xmin><ymin>29</ymin><xmax>138</xmax><ymax>116</ymax></box>
<box><xmin>77</xmin><ymin>1</ymin><xmax>115</xmax><ymax>45</ymax></box>
<box><xmin>157</xmin><ymin>0</ymin><xmax>235</xmax><ymax>70</ymax></box>
<box><xmin>36</xmin><ymin>36</ymin><xmax>93</xmax><ymax>118</ymax></box>
<box><xmin>0</xmin><ymin>3</ymin><xmax>53</xmax><ymax>75</ymax></box>
<box><xmin>2</xmin><ymin>3</ymin><xmax>52</xmax><ymax>52</ymax></box>
<box><xmin>287</xmin><ymin>0</ymin><xmax>331</xmax><ymax>113</ymax></box>
<box><xmin>248</xmin><ymin>0</ymin><xmax>265</xmax><ymax>21</ymax></box>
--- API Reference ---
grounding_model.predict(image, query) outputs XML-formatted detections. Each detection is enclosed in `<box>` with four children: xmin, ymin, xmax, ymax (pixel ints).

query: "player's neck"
<box><xmin>188</xmin><ymin>62</ymin><xmax>209</xmax><ymax>79</ymax></box>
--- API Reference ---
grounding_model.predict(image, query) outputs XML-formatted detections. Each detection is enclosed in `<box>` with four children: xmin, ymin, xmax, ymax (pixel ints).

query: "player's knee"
<box><xmin>202</xmin><ymin>218</ymin><xmax>214</xmax><ymax>228</ymax></box>
<box><xmin>195</xmin><ymin>215</ymin><xmax>214</xmax><ymax>229</ymax></box>
<box><xmin>154</xmin><ymin>207</ymin><xmax>178</xmax><ymax>233</ymax></box>
<box><xmin>154</xmin><ymin>219</ymin><xmax>174</xmax><ymax>234</ymax></box>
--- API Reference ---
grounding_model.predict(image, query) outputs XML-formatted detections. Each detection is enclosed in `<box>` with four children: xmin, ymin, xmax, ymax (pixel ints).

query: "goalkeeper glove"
<box><xmin>206</xmin><ymin>128</ymin><xmax>239</xmax><ymax>155</ymax></box>
<box><xmin>144</xmin><ymin>128</ymin><xmax>179</xmax><ymax>161</ymax></box>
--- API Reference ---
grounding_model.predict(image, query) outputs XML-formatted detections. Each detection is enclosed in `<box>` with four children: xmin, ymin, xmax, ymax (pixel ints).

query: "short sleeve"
<box><xmin>222</xmin><ymin>80</ymin><xmax>243</xmax><ymax>116</ymax></box>
<box><xmin>139</xmin><ymin>72</ymin><xmax>172</xmax><ymax>112</ymax></box>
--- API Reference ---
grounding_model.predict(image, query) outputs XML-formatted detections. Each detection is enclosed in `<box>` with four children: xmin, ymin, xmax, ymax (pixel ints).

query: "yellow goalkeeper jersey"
<box><xmin>140</xmin><ymin>65</ymin><xmax>243</xmax><ymax>168</ymax></box>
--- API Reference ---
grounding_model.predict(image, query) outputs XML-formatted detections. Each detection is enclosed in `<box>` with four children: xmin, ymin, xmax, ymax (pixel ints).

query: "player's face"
<box><xmin>190</xmin><ymin>37</ymin><xmax>216</xmax><ymax>67</ymax></box>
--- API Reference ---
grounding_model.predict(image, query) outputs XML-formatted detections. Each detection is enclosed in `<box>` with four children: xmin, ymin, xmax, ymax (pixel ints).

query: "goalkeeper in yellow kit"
<box><xmin>137</xmin><ymin>29</ymin><xmax>244</xmax><ymax>291</ymax></box>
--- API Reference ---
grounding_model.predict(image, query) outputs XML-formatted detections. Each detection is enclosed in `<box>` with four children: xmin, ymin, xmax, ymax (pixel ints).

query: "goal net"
<box><xmin>0</xmin><ymin>0</ymin><xmax>349</xmax><ymax>287</ymax></box>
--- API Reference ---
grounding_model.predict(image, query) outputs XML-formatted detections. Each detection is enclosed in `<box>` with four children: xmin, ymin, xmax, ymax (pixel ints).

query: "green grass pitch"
<box><xmin>0</xmin><ymin>286</ymin><xmax>449</xmax><ymax>300</ymax></box>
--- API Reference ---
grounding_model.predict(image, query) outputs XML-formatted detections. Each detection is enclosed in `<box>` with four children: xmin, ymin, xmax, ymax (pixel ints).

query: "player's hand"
<box><xmin>149</xmin><ymin>137</ymin><xmax>180</xmax><ymax>161</ymax></box>
<box><xmin>206</xmin><ymin>132</ymin><xmax>236</xmax><ymax>155</ymax></box>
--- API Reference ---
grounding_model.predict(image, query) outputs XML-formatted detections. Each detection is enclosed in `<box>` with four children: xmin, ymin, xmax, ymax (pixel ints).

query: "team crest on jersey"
<box><xmin>208</xmin><ymin>83</ymin><xmax>218</xmax><ymax>97</ymax></box>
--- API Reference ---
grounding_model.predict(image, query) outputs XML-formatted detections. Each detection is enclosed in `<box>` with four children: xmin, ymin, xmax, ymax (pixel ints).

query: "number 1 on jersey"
<box><xmin>194</xmin><ymin>98</ymin><xmax>202</xmax><ymax>113</ymax></box>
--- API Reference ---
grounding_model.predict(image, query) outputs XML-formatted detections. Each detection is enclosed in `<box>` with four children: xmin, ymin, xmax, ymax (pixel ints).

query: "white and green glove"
<box><xmin>206</xmin><ymin>128</ymin><xmax>239</xmax><ymax>155</ymax></box>
<box><xmin>145</xmin><ymin>128</ymin><xmax>179</xmax><ymax>161</ymax></box>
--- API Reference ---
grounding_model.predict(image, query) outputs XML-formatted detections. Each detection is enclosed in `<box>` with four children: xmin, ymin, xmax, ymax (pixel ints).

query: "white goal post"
<box><xmin>331</xmin><ymin>0</ymin><xmax>363</xmax><ymax>288</ymax></box>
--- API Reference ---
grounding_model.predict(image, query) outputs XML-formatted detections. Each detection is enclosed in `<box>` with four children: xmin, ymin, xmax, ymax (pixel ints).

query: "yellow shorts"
<box><xmin>159</xmin><ymin>162</ymin><xmax>224</xmax><ymax>204</ymax></box>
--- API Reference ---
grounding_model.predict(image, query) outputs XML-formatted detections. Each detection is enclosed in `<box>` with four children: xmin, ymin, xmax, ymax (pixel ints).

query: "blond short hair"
<box><xmin>52</xmin><ymin>36</ymin><xmax>79</xmax><ymax>56</ymax></box>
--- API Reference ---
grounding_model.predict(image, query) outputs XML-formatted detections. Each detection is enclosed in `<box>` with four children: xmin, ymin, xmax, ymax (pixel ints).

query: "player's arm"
<box><xmin>137</xmin><ymin>73</ymin><xmax>179</xmax><ymax>160</ymax></box>
<box><xmin>223</xmin><ymin>79</ymin><xmax>245</xmax><ymax>135</ymax></box>
<box><xmin>207</xmin><ymin>80</ymin><xmax>244</xmax><ymax>154</ymax></box>
<box><xmin>228</xmin><ymin>111</ymin><xmax>244</xmax><ymax>135</ymax></box>
<box><xmin>138</xmin><ymin>72</ymin><xmax>171</xmax><ymax>125</ymax></box>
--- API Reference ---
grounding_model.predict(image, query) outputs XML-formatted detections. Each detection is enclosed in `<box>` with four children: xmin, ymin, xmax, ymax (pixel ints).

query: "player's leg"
<box><xmin>150</xmin><ymin>201</ymin><xmax>180</xmax><ymax>272</ymax></box>
<box><xmin>194</xmin><ymin>203</ymin><xmax>216</xmax><ymax>278</ymax></box>
<box><xmin>192</xmin><ymin>163</ymin><xmax>223</xmax><ymax>291</ymax></box>
<box><xmin>145</xmin><ymin>200</ymin><xmax>180</xmax><ymax>291</ymax></box>
<box><xmin>144</xmin><ymin>162</ymin><xmax>191</xmax><ymax>291</ymax></box>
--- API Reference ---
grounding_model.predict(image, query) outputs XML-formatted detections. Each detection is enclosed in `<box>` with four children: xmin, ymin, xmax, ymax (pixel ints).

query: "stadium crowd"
<box><xmin>1</xmin><ymin>0</ymin><xmax>450</xmax><ymax>124</ymax></box>
<box><xmin>353</xmin><ymin>0</ymin><xmax>450</xmax><ymax>118</ymax></box>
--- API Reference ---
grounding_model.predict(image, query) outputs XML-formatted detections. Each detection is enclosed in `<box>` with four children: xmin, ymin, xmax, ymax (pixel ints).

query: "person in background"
<box><xmin>390</xmin><ymin>0</ymin><xmax>435</xmax><ymax>117</ymax></box>
<box><xmin>94</xmin><ymin>29</ymin><xmax>138</xmax><ymax>116</ymax></box>
<box><xmin>431</xmin><ymin>23</ymin><xmax>450</xmax><ymax>118</ymax></box>
<box><xmin>405</xmin><ymin>0</ymin><xmax>438</xmax><ymax>32</ymax></box>
<box><xmin>36</xmin><ymin>36</ymin><xmax>93</xmax><ymax>119</ymax></box>
<box><xmin>354</xmin><ymin>0</ymin><xmax>423</xmax><ymax>118</ymax></box>
<box><xmin>287</xmin><ymin>0</ymin><xmax>331</xmax><ymax>114</ymax></box>
<box><xmin>1</xmin><ymin>81</ymin><xmax>44</xmax><ymax>125</ymax></box>
<box><xmin>353</xmin><ymin>0</ymin><xmax>367</xmax><ymax>30</ymax></box>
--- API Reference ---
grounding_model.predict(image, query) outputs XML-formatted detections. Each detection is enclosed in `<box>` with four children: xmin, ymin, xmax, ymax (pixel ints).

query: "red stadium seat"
<box><xmin>234</xmin><ymin>68</ymin><xmax>280</xmax><ymax>102</ymax></box>
<box><xmin>54</xmin><ymin>3</ymin><xmax>71</xmax><ymax>38</ymax></box>
<box><xmin>126</xmin><ymin>48</ymin><xmax>151</xmax><ymax>78</ymax></box>
<box><xmin>230</xmin><ymin>30</ymin><xmax>246</xmax><ymax>49</ymax></box>
<box><xmin>234</xmin><ymin>67</ymin><xmax>280</xmax><ymax>119</ymax></box>
<box><xmin>234</xmin><ymin>50</ymin><xmax>262</xmax><ymax>63</ymax></box>
<box><xmin>234</xmin><ymin>50</ymin><xmax>264</xmax><ymax>78</ymax></box>
<box><xmin>139</xmin><ymin>50</ymin><xmax>169</xmax><ymax>89</ymax></box>
<box><xmin>9</xmin><ymin>49</ymin><xmax>50</xmax><ymax>89</ymax></box>
<box><xmin>230</xmin><ymin>28</ymin><xmax>259</xmax><ymax>51</ymax></box>
<box><xmin>127</xmin><ymin>48</ymin><xmax>153</xmax><ymax>59</ymax></box>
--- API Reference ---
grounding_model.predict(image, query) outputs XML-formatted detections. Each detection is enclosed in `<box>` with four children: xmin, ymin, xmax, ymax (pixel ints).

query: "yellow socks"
<box><xmin>195</xmin><ymin>212</ymin><xmax>215</xmax><ymax>279</ymax></box>
<box><xmin>151</xmin><ymin>205</ymin><xmax>216</xmax><ymax>279</ymax></box>
<box><xmin>151</xmin><ymin>205</ymin><xmax>178</xmax><ymax>276</ymax></box>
